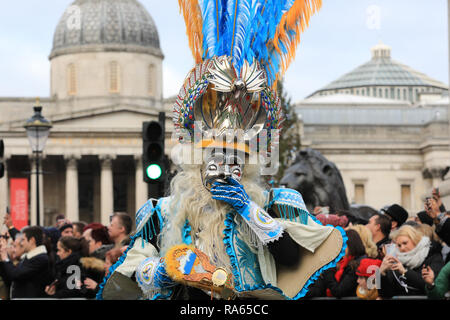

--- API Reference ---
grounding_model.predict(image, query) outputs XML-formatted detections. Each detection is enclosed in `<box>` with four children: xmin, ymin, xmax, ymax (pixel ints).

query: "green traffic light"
<box><xmin>146</xmin><ymin>164</ymin><xmax>162</xmax><ymax>180</ymax></box>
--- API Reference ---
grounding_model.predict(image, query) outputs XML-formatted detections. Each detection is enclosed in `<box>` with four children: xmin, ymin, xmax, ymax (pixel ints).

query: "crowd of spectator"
<box><xmin>307</xmin><ymin>187</ymin><xmax>450</xmax><ymax>300</ymax></box>
<box><xmin>0</xmin><ymin>211</ymin><xmax>132</xmax><ymax>300</ymax></box>
<box><xmin>0</xmin><ymin>187</ymin><xmax>449</xmax><ymax>301</ymax></box>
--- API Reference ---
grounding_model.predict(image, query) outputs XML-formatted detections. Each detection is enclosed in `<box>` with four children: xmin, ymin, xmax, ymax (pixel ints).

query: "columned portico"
<box><xmin>65</xmin><ymin>155</ymin><xmax>80</xmax><ymax>223</ymax></box>
<box><xmin>100</xmin><ymin>155</ymin><xmax>115</xmax><ymax>225</ymax></box>
<box><xmin>0</xmin><ymin>157</ymin><xmax>8</xmax><ymax>221</ymax></box>
<box><xmin>29</xmin><ymin>154</ymin><xmax>44</xmax><ymax>226</ymax></box>
<box><xmin>134</xmin><ymin>155</ymin><xmax>148</xmax><ymax>210</ymax></box>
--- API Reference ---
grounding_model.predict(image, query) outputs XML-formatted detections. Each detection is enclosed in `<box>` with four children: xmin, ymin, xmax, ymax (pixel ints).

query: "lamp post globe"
<box><xmin>24</xmin><ymin>102</ymin><xmax>52</xmax><ymax>226</ymax></box>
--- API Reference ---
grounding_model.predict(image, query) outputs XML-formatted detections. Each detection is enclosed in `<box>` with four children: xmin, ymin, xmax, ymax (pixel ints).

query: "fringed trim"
<box><xmin>96</xmin><ymin>234</ymin><xmax>138</xmax><ymax>300</ymax></box>
<box><xmin>275</xmin><ymin>204</ymin><xmax>309</xmax><ymax>224</ymax></box>
<box><xmin>223</xmin><ymin>211</ymin><xmax>244</xmax><ymax>292</ymax></box>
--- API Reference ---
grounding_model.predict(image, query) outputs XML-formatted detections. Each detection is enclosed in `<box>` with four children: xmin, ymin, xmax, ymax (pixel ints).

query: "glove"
<box><xmin>136</xmin><ymin>257</ymin><xmax>176</xmax><ymax>295</ymax></box>
<box><xmin>211</xmin><ymin>178</ymin><xmax>284</xmax><ymax>244</ymax></box>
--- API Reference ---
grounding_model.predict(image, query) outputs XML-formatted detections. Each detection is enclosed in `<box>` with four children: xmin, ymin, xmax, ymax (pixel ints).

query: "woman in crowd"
<box><xmin>305</xmin><ymin>229</ymin><xmax>367</xmax><ymax>298</ymax></box>
<box><xmin>347</xmin><ymin>224</ymin><xmax>378</xmax><ymax>259</ymax></box>
<box><xmin>379</xmin><ymin>225</ymin><xmax>444</xmax><ymax>298</ymax></box>
<box><xmin>44</xmin><ymin>236</ymin><xmax>89</xmax><ymax>298</ymax></box>
<box><xmin>81</xmin><ymin>247</ymin><xmax>123</xmax><ymax>299</ymax></box>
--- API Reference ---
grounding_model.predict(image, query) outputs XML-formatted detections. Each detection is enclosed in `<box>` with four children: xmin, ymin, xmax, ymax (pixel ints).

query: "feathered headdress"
<box><xmin>174</xmin><ymin>0</ymin><xmax>322</xmax><ymax>154</ymax></box>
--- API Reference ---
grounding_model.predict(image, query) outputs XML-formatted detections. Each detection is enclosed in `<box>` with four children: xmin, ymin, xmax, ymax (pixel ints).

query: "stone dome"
<box><xmin>50</xmin><ymin>0</ymin><xmax>162</xmax><ymax>59</ymax></box>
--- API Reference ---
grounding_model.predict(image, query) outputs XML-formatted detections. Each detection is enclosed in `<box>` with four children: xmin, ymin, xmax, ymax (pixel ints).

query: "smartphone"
<box><xmin>385</xmin><ymin>243</ymin><xmax>397</xmax><ymax>257</ymax></box>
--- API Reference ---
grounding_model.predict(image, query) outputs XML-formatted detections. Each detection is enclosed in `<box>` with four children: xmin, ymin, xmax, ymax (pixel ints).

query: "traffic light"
<box><xmin>0</xmin><ymin>139</ymin><xmax>4</xmax><ymax>178</ymax></box>
<box><xmin>142</xmin><ymin>112</ymin><xmax>166</xmax><ymax>184</ymax></box>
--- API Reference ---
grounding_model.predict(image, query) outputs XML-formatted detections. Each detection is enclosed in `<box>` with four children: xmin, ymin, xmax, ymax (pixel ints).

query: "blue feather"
<box><xmin>201</xmin><ymin>0</ymin><xmax>223</xmax><ymax>59</ymax></box>
<box><xmin>230</xmin><ymin>0</ymin><xmax>253</xmax><ymax>74</ymax></box>
<box><xmin>198</xmin><ymin>0</ymin><xmax>304</xmax><ymax>85</ymax></box>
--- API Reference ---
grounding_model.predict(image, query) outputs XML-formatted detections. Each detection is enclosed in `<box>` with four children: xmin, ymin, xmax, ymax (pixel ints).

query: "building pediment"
<box><xmin>51</xmin><ymin>105</ymin><xmax>160</xmax><ymax>132</ymax></box>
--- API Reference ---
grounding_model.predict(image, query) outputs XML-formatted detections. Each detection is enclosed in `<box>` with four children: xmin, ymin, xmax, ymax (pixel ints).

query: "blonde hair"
<box><xmin>414</xmin><ymin>224</ymin><xmax>440</xmax><ymax>243</ymax></box>
<box><xmin>158</xmin><ymin>163</ymin><xmax>267</xmax><ymax>274</ymax></box>
<box><xmin>348</xmin><ymin>224</ymin><xmax>378</xmax><ymax>258</ymax></box>
<box><xmin>390</xmin><ymin>225</ymin><xmax>422</xmax><ymax>246</ymax></box>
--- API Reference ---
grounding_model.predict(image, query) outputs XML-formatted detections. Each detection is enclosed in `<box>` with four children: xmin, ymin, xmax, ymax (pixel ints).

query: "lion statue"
<box><xmin>279</xmin><ymin>148</ymin><xmax>350</xmax><ymax>213</ymax></box>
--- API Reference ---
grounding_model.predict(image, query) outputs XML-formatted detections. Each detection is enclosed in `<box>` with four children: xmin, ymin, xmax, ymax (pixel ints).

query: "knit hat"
<box><xmin>382</xmin><ymin>204</ymin><xmax>408</xmax><ymax>227</ymax></box>
<box><xmin>59</xmin><ymin>223</ymin><xmax>73</xmax><ymax>233</ymax></box>
<box><xmin>417</xmin><ymin>211</ymin><xmax>434</xmax><ymax>226</ymax></box>
<box><xmin>316</xmin><ymin>214</ymin><xmax>349</xmax><ymax>228</ymax></box>
<box><xmin>356</xmin><ymin>258</ymin><xmax>382</xmax><ymax>277</ymax></box>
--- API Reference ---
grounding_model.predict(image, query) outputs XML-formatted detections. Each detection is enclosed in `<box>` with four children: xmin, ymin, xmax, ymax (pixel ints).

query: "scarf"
<box><xmin>326</xmin><ymin>255</ymin><xmax>354</xmax><ymax>297</ymax></box>
<box><xmin>396</xmin><ymin>236</ymin><xmax>430</xmax><ymax>270</ymax></box>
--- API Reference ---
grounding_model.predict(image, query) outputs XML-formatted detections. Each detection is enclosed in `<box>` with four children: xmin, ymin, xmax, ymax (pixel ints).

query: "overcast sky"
<box><xmin>0</xmin><ymin>0</ymin><xmax>447</xmax><ymax>103</ymax></box>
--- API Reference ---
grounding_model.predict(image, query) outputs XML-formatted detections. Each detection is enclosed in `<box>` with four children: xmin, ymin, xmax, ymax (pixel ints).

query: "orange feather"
<box><xmin>271</xmin><ymin>0</ymin><xmax>322</xmax><ymax>86</ymax></box>
<box><xmin>178</xmin><ymin>0</ymin><xmax>204</xmax><ymax>63</ymax></box>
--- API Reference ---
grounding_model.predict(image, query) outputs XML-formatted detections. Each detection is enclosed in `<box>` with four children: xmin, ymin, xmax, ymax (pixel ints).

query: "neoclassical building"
<box><xmin>0</xmin><ymin>0</ymin><xmax>172</xmax><ymax>227</ymax></box>
<box><xmin>296</xmin><ymin>44</ymin><xmax>450</xmax><ymax>215</ymax></box>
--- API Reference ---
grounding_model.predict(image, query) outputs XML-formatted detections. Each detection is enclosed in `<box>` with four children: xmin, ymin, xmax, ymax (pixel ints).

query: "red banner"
<box><xmin>10</xmin><ymin>178</ymin><xmax>29</xmax><ymax>230</ymax></box>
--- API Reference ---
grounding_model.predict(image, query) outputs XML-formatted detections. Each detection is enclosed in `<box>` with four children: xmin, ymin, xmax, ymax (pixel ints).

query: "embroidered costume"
<box><xmin>97</xmin><ymin>0</ymin><xmax>347</xmax><ymax>300</ymax></box>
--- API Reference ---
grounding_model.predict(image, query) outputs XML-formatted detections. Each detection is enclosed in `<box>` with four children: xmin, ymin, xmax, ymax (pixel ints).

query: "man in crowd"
<box><xmin>0</xmin><ymin>226</ymin><xmax>52</xmax><ymax>298</ymax></box>
<box><xmin>72</xmin><ymin>221</ymin><xmax>87</xmax><ymax>239</ymax></box>
<box><xmin>381</xmin><ymin>204</ymin><xmax>408</xmax><ymax>231</ymax></box>
<box><xmin>59</xmin><ymin>223</ymin><xmax>74</xmax><ymax>237</ymax></box>
<box><xmin>365</xmin><ymin>212</ymin><xmax>392</xmax><ymax>259</ymax></box>
<box><xmin>108</xmin><ymin>212</ymin><xmax>132</xmax><ymax>248</ymax></box>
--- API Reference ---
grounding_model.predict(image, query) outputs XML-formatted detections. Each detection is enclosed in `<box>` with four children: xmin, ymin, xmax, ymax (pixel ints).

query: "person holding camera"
<box><xmin>379</xmin><ymin>225</ymin><xmax>444</xmax><ymax>298</ymax></box>
<box><xmin>425</xmin><ymin>188</ymin><xmax>450</xmax><ymax>248</ymax></box>
<box><xmin>422</xmin><ymin>260</ymin><xmax>450</xmax><ymax>300</ymax></box>
<box><xmin>3</xmin><ymin>212</ymin><xmax>19</xmax><ymax>241</ymax></box>
<box><xmin>0</xmin><ymin>226</ymin><xmax>53</xmax><ymax>298</ymax></box>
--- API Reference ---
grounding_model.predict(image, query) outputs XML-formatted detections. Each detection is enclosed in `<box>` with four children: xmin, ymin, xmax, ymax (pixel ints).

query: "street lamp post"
<box><xmin>24</xmin><ymin>101</ymin><xmax>52</xmax><ymax>226</ymax></box>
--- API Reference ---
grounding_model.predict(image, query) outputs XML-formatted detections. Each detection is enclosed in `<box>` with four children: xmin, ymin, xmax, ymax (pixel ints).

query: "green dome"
<box><xmin>312</xmin><ymin>42</ymin><xmax>447</xmax><ymax>95</ymax></box>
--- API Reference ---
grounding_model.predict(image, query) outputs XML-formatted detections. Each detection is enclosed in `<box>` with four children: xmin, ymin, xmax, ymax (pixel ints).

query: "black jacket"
<box><xmin>436</xmin><ymin>219</ymin><xmax>450</xmax><ymax>246</ymax></box>
<box><xmin>50</xmin><ymin>252</ymin><xmax>84</xmax><ymax>298</ymax></box>
<box><xmin>379</xmin><ymin>241</ymin><xmax>444</xmax><ymax>298</ymax></box>
<box><xmin>0</xmin><ymin>247</ymin><xmax>52</xmax><ymax>299</ymax></box>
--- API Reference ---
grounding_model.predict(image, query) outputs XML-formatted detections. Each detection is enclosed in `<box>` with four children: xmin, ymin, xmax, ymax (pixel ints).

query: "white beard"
<box><xmin>158</xmin><ymin>164</ymin><xmax>267</xmax><ymax>276</ymax></box>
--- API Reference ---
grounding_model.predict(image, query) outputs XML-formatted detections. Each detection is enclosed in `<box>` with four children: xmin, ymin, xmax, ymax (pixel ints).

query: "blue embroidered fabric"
<box><xmin>221</xmin><ymin>188</ymin><xmax>348</xmax><ymax>299</ymax></box>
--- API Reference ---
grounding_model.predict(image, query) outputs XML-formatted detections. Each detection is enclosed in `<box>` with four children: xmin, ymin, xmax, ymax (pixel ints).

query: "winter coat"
<box><xmin>79</xmin><ymin>256</ymin><xmax>106</xmax><ymax>299</ymax></box>
<box><xmin>425</xmin><ymin>260</ymin><xmax>450</xmax><ymax>299</ymax></box>
<box><xmin>323</xmin><ymin>255</ymin><xmax>365</xmax><ymax>298</ymax></box>
<box><xmin>379</xmin><ymin>241</ymin><xmax>444</xmax><ymax>298</ymax></box>
<box><xmin>0</xmin><ymin>245</ymin><xmax>52</xmax><ymax>298</ymax></box>
<box><xmin>91</xmin><ymin>244</ymin><xmax>114</xmax><ymax>261</ymax></box>
<box><xmin>50</xmin><ymin>252</ymin><xmax>84</xmax><ymax>298</ymax></box>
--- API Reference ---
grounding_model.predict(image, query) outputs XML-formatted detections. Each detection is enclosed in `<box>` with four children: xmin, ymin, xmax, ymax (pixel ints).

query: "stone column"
<box><xmin>65</xmin><ymin>155</ymin><xmax>80</xmax><ymax>223</ymax></box>
<box><xmin>100</xmin><ymin>155</ymin><xmax>114</xmax><ymax>225</ymax></box>
<box><xmin>134</xmin><ymin>155</ymin><xmax>148</xmax><ymax>210</ymax></box>
<box><xmin>0</xmin><ymin>157</ymin><xmax>8</xmax><ymax>224</ymax></box>
<box><xmin>29</xmin><ymin>154</ymin><xmax>44</xmax><ymax>226</ymax></box>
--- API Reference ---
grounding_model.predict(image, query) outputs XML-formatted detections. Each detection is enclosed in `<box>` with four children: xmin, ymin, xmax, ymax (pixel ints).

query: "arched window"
<box><xmin>109</xmin><ymin>61</ymin><xmax>120</xmax><ymax>93</ymax></box>
<box><xmin>67</xmin><ymin>63</ymin><xmax>77</xmax><ymax>96</ymax></box>
<box><xmin>148</xmin><ymin>64</ymin><xmax>155</xmax><ymax>96</ymax></box>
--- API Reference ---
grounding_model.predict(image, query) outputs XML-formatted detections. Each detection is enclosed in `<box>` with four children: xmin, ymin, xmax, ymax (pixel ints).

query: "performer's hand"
<box><xmin>211</xmin><ymin>178</ymin><xmax>250</xmax><ymax>216</ymax></box>
<box><xmin>211</xmin><ymin>178</ymin><xmax>283</xmax><ymax>244</ymax></box>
